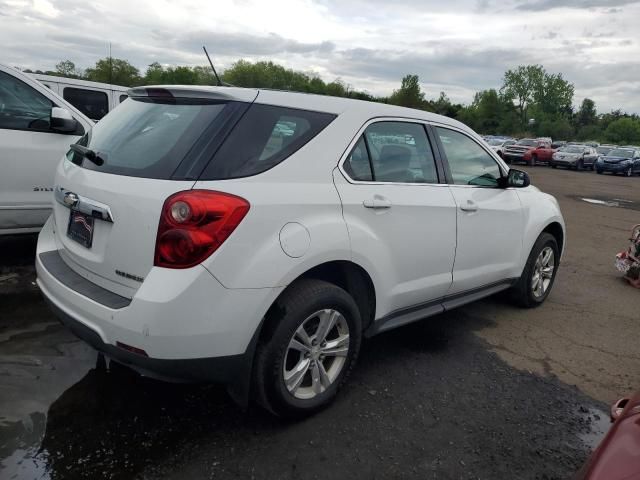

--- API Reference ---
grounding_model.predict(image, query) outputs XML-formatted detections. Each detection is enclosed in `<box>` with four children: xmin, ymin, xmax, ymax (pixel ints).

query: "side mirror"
<box><xmin>51</xmin><ymin>107</ymin><xmax>78</xmax><ymax>133</ymax></box>
<box><xmin>502</xmin><ymin>169</ymin><xmax>530</xmax><ymax>188</ymax></box>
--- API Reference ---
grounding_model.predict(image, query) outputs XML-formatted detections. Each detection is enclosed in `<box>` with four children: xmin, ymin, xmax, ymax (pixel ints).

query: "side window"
<box><xmin>201</xmin><ymin>104</ymin><xmax>336</xmax><ymax>180</ymax></box>
<box><xmin>0</xmin><ymin>71</ymin><xmax>53</xmax><ymax>131</ymax></box>
<box><xmin>343</xmin><ymin>137</ymin><xmax>373</xmax><ymax>181</ymax></box>
<box><xmin>63</xmin><ymin>87</ymin><xmax>108</xmax><ymax>120</ymax></box>
<box><xmin>436</xmin><ymin>127</ymin><xmax>502</xmax><ymax>187</ymax></box>
<box><xmin>119</xmin><ymin>94</ymin><xmax>128</xmax><ymax>103</ymax></box>
<box><xmin>343</xmin><ymin>121</ymin><xmax>438</xmax><ymax>183</ymax></box>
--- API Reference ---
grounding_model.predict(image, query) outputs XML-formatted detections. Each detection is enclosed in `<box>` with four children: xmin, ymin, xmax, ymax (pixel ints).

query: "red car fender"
<box><xmin>575</xmin><ymin>393</ymin><xmax>640</xmax><ymax>479</ymax></box>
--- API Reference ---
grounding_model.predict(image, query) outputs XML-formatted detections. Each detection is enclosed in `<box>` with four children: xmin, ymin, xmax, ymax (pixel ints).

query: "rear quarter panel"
<box><xmin>194</xmin><ymin>112</ymin><xmax>359</xmax><ymax>289</ymax></box>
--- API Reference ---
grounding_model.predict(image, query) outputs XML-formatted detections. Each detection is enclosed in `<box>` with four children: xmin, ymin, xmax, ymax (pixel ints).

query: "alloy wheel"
<box><xmin>531</xmin><ymin>246</ymin><xmax>555</xmax><ymax>299</ymax></box>
<box><xmin>283</xmin><ymin>309</ymin><xmax>350</xmax><ymax>400</ymax></box>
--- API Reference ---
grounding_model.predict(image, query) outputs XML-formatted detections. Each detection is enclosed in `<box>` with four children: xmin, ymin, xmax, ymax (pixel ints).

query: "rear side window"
<box><xmin>342</xmin><ymin>121</ymin><xmax>438</xmax><ymax>184</ymax></box>
<box><xmin>70</xmin><ymin>97</ymin><xmax>238</xmax><ymax>179</ymax></box>
<box><xmin>63</xmin><ymin>87</ymin><xmax>108</xmax><ymax>120</ymax></box>
<box><xmin>0</xmin><ymin>70</ymin><xmax>53</xmax><ymax>131</ymax></box>
<box><xmin>200</xmin><ymin>104</ymin><xmax>336</xmax><ymax>180</ymax></box>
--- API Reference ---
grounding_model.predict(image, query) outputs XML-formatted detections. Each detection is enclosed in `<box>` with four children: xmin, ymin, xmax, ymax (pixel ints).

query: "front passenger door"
<box><xmin>433</xmin><ymin>126</ymin><xmax>524</xmax><ymax>295</ymax></box>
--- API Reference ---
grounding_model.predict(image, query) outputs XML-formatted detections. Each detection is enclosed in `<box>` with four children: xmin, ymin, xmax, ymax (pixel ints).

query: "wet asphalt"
<box><xmin>2</xmin><ymin>167</ymin><xmax>630</xmax><ymax>479</ymax></box>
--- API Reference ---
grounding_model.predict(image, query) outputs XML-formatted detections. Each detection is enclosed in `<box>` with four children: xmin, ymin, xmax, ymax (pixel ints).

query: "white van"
<box><xmin>29</xmin><ymin>74</ymin><xmax>129</xmax><ymax>121</ymax></box>
<box><xmin>0</xmin><ymin>64</ymin><xmax>93</xmax><ymax>235</ymax></box>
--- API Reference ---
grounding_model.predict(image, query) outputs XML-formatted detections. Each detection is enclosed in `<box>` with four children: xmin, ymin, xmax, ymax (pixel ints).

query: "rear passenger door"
<box><xmin>433</xmin><ymin>126</ymin><xmax>524</xmax><ymax>295</ymax></box>
<box><xmin>333</xmin><ymin>120</ymin><xmax>457</xmax><ymax>317</ymax></box>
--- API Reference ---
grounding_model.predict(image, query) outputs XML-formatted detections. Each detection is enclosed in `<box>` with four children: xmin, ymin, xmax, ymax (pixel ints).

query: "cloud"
<box><xmin>1</xmin><ymin>0</ymin><xmax>639</xmax><ymax>113</ymax></box>
<box><xmin>166</xmin><ymin>31</ymin><xmax>336</xmax><ymax>57</ymax></box>
<box><xmin>516</xmin><ymin>0</ymin><xmax>639</xmax><ymax>11</ymax></box>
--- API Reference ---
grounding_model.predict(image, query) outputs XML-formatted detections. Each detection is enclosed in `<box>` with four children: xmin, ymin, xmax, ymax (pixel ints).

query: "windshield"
<box><xmin>517</xmin><ymin>139</ymin><xmax>536</xmax><ymax>146</ymax></box>
<box><xmin>560</xmin><ymin>146</ymin><xmax>584</xmax><ymax>154</ymax></box>
<box><xmin>596</xmin><ymin>146</ymin><xmax>613</xmax><ymax>155</ymax></box>
<box><xmin>68</xmin><ymin>97</ymin><xmax>240</xmax><ymax>179</ymax></box>
<box><xmin>487</xmin><ymin>138</ymin><xmax>504</xmax><ymax>146</ymax></box>
<box><xmin>607</xmin><ymin>149</ymin><xmax>634</xmax><ymax>158</ymax></box>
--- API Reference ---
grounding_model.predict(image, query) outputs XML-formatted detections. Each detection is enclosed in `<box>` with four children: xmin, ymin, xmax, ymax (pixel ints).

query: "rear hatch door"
<box><xmin>51</xmin><ymin>87</ymin><xmax>257</xmax><ymax>298</ymax></box>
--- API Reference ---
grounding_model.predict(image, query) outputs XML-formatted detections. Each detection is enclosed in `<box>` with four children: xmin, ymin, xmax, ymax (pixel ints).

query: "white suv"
<box><xmin>36</xmin><ymin>86</ymin><xmax>565</xmax><ymax>417</ymax></box>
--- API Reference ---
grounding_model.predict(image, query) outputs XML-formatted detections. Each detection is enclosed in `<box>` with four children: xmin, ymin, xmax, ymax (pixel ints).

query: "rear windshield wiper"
<box><xmin>69</xmin><ymin>144</ymin><xmax>104</xmax><ymax>166</ymax></box>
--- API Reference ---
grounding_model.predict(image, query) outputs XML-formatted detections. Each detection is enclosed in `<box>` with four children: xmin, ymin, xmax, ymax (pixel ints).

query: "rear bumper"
<box><xmin>36</xmin><ymin>216</ymin><xmax>283</xmax><ymax>383</ymax></box>
<box><xmin>43</xmin><ymin>295</ymin><xmax>244</xmax><ymax>383</ymax></box>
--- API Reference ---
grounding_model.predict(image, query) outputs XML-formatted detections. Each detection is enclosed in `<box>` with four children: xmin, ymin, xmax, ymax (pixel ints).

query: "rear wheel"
<box><xmin>626</xmin><ymin>166</ymin><xmax>633</xmax><ymax>177</ymax></box>
<box><xmin>551</xmin><ymin>164</ymin><xmax>557</xmax><ymax>169</ymax></box>
<box><xmin>596</xmin><ymin>169</ymin><xmax>603</xmax><ymax>174</ymax></box>
<box><xmin>578</xmin><ymin>159</ymin><xmax>584</xmax><ymax>170</ymax></box>
<box><xmin>511</xmin><ymin>233</ymin><xmax>559</xmax><ymax>308</ymax></box>
<box><xmin>253</xmin><ymin>279</ymin><xmax>362</xmax><ymax>418</ymax></box>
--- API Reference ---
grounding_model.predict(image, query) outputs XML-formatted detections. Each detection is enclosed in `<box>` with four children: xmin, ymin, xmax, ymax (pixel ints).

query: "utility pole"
<box><xmin>109</xmin><ymin>42</ymin><xmax>112</xmax><ymax>84</ymax></box>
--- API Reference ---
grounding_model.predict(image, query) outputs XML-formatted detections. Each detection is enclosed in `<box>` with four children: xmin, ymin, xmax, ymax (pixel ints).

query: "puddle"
<box><xmin>577</xmin><ymin>406</ymin><xmax>611</xmax><ymax>450</ymax></box>
<box><xmin>570</xmin><ymin>195</ymin><xmax>640</xmax><ymax>211</ymax></box>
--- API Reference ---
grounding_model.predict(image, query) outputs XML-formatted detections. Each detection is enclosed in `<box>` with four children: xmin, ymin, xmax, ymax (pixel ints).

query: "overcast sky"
<box><xmin>2</xmin><ymin>0</ymin><xmax>640</xmax><ymax>113</ymax></box>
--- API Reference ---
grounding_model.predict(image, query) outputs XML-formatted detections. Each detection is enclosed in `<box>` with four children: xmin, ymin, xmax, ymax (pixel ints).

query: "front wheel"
<box><xmin>596</xmin><ymin>169</ymin><xmax>603</xmax><ymax>174</ymax></box>
<box><xmin>551</xmin><ymin>164</ymin><xmax>557</xmax><ymax>169</ymax></box>
<box><xmin>510</xmin><ymin>233</ymin><xmax>559</xmax><ymax>308</ymax></box>
<box><xmin>578</xmin><ymin>159</ymin><xmax>584</xmax><ymax>170</ymax></box>
<box><xmin>253</xmin><ymin>279</ymin><xmax>362</xmax><ymax>418</ymax></box>
<box><xmin>530</xmin><ymin>155</ymin><xmax>537</xmax><ymax>166</ymax></box>
<box><xmin>626</xmin><ymin>166</ymin><xmax>633</xmax><ymax>177</ymax></box>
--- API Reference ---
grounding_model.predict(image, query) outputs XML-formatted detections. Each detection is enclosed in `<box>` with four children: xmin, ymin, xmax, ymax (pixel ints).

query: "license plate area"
<box><xmin>67</xmin><ymin>210</ymin><xmax>95</xmax><ymax>248</ymax></box>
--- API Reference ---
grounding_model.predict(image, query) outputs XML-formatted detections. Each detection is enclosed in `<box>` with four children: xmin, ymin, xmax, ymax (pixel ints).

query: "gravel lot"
<box><xmin>2</xmin><ymin>166</ymin><xmax>638</xmax><ymax>480</ymax></box>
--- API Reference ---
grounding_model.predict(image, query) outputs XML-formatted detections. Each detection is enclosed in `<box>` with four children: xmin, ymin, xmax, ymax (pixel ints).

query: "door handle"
<box><xmin>363</xmin><ymin>197</ymin><xmax>392</xmax><ymax>209</ymax></box>
<box><xmin>460</xmin><ymin>200</ymin><xmax>478</xmax><ymax>212</ymax></box>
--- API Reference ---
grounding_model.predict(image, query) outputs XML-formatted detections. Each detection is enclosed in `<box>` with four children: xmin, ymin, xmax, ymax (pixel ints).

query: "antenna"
<box><xmin>203</xmin><ymin>46</ymin><xmax>223</xmax><ymax>86</ymax></box>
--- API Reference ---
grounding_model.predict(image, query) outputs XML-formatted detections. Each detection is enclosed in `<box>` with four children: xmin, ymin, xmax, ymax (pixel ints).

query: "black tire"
<box><xmin>578</xmin><ymin>159</ymin><xmax>584</xmax><ymax>170</ymax></box>
<box><xmin>596</xmin><ymin>169</ymin><xmax>603</xmax><ymax>174</ymax></box>
<box><xmin>551</xmin><ymin>165</ymin><xmax>557</xmax><ymax>169</ymax></box>
<box><xmin>590</xmin><ymin>164</ymin><xmax>595</xmax><ymax>171</ymax></box>
<box><xmin>253</xmin><ymin>279</ymin><xmax>362</xmax><ymax>418</ymax></box>
<box><xmin>530</xmin><ymin>154</ymin><xmax>537</xmax><ymax>166</ymax></box>
<box><xmin>626</xmin><ymin>166</ymin><xmax>633</xmax><ymax>177</ymax></box>
<box><xmin>510</xmin><ymin>233</ymin><xmax>559</xmax><ymax>308</ymax></box>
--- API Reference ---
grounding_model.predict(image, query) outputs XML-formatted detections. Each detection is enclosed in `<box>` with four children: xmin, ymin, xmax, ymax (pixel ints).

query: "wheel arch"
<box><xmin>260</xmin><ymin>260</ymin><xmax>377</xmax><ymax>342</ymax></box>
<box><xmin>542</xmin><ymin>221</ymin><xmax>565</xmax><ymax>256</ymax></box>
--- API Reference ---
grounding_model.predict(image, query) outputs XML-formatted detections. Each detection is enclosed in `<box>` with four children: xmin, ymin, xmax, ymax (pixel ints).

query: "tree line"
<box><xmin>24</xmin><ymin>58</ymin><xmax>640</xmax><ymax>144</ymax></box>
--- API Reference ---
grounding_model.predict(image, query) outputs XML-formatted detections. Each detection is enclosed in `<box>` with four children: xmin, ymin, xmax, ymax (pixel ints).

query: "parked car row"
<box><xmin>482</xmin><ymin>134</ymin><xmax>640</xmax><ymax>177</ymax></box>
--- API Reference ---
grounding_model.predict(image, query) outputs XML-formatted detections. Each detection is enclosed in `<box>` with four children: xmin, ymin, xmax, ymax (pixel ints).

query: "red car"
<box><xmin>575</xmin><ymin>392</ymin><xmax>640</xmax><ymax>479</ymax></box>
<box><xmin>522</xmin><ymin>144</ymin><xmax>556</xmax><ymax>166</ymax></box>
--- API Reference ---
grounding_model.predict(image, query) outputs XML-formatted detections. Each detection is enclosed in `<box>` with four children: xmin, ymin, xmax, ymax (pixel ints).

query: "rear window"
<box><xmin>69</xmin><ymin>97</ymin><xmax>239</xmax><ymax>179</ymax></box>
<box><xmin>69</xmin><ymin>99</ymin><xmax>335</xmax><ymax>180</ymax></box>
<box><xmin>200</xmin><ymin>104</ymin><xmax>336</xmax><ymax>180</ymax></box>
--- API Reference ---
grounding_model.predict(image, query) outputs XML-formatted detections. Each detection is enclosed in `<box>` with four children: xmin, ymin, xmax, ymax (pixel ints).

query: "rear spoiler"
<box><xmin>127</xmin><ymin>86</ymin><xmax>258</xmax><ymax>103</ymax></box>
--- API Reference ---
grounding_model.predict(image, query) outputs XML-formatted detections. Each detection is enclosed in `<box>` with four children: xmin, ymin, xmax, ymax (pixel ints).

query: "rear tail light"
<box><xmin>154</xmin><ymin>190</ymin><xmax>250</xmax><ymax>269</ymax></box>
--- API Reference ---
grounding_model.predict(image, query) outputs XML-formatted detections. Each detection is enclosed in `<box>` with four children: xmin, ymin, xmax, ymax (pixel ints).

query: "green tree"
<box><xmin>55</xmin><ymin>60</ymin><xmax>81</xmax><ymax>78</ymax></box>
<box><xmin>85</xmin><ymin>57</ymin><xmax>141</xmax><ymax>86</ymax></box>
<box><xmin>388</xmin><ymin>74</ymin><xmax>426</xmax><ymax>109</ymax></box>
<box><xmin>604</xmin><ymin>118</ymin><xmax>640</xmax><ymax>144</ymax></box>
<box><xmin>500</xmin><ymin>65</ymin><xmax>545</xmax><ymax>126</ymax></box>
<box><xmin>533</xmin><ymin>72</ymin><xmax>574</xmax><ymax>117</ymax></box>
<box><xmin>576</xmin><ymin>98</ymin><xmax>597</xmax><ymax>127</ymax></box>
